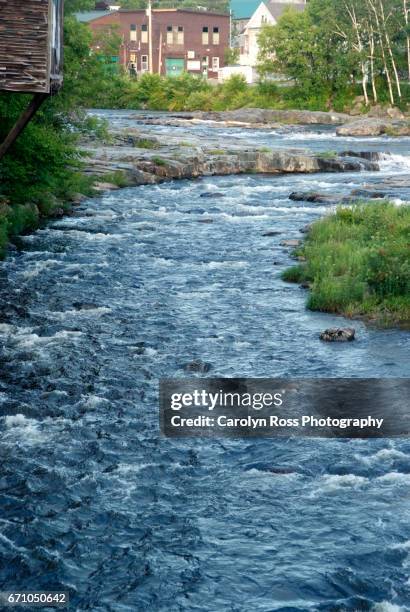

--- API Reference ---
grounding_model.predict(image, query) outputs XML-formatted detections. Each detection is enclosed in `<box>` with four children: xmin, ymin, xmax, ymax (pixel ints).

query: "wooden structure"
<box><xmin>0</xmin><ymin>0</ymin><xmax>64</xmax><ymax>160</ymax></box>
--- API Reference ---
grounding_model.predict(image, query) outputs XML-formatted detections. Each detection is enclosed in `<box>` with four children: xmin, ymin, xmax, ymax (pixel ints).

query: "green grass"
<box><xmin>96</xmin><ymin>170</ymin><xmax>131</xmax><ymax>188</ymax></box>
<box><xmin>282</xmin><ymin>202</ymin><xmax>410</xmax><ymax>327</ymax></box>
<box><xmin>207</xmin><ymin>149</ymin><xmax>226</xmax><ymax>155</ymax></box>
<box><xmin>151</xmin><ymin>156</ymin><xmax>167</xmax><ymax>166</ymax></box>
<box><xmin>319</xmin><ymin>150</ymin><xmax>338</xmax><ymax>159</ymax></box>
<box><xmin>134</xmin><ymin>138</ymin><xmax>160</xmax><ymax>149</ymax></box>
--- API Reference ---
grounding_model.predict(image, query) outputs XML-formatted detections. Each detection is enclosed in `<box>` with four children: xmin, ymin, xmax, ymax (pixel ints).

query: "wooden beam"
<box><xmin>0</xmin><ymin>93</ymin><xmax>49</xmax><ymax>161</ymax></box>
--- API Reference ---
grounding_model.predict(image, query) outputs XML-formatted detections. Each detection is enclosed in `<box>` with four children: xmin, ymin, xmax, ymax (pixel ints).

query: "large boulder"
<box><xmin>339</xmin><ymin>151</ymin><xmax>382</xmax><ymax>161</ymax></box>
<box><xmin>317</xmin><ymin>155</ymin><xmax>379</xmax><ymax>172</ymax></box>
<box><xmin>183</xmin><ymin>359</ymin><xmax>212</xmax><ymax>373</ymax></box>
<box><xmin>366</xmin><ymin>104</ymin><xmax>405</xmax><ymax>120</ymax></box>
<box><xmin>337</xmin><ymin>118</ymin><xmax>410</xmax><ymax>137</ymax></box>
<box><xmin>289</xmin><ymin>191</ymin><xmax>342</xmax><ymax>204</ymax></box>
<box><xmin>320</xmin><ymin>328</ymin><xmax>356</xmax><ymax>342</ymax></box>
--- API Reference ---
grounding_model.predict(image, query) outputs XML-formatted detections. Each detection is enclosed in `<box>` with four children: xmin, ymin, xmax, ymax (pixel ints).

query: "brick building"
<box><xmin>82</xmin><ymin>8</ymin><xmax>230</xmax><ymax>78</ymax></box>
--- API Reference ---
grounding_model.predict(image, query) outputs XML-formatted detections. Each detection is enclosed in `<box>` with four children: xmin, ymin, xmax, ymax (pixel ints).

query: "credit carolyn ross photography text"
<box><xmin>170</xmin><ymin>414</ymin><xmax>384</xmax><ymax>430</ymax></box>
<box><xmin>159</xmin><ymin>378</ymin><xmax>410</xmax><ymax>438</ymax></box>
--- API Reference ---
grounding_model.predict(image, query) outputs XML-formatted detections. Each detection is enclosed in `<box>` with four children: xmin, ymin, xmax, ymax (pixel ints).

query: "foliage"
<box><xmin>258</xmin><ymin>0</ymin><xmax>410</xmax><ymax>109</ymax></box>
<box><xmin>283</xmin><ymin>202</ymin><xmax>410</xmax><ymax>327</ymax></box>
<box><xmin>79</xmin><ymin>71</ymin><xmax>287</xmax><ymax>111</ymax></box>
<box><xmin>0</xmin><ymin>16</ymin><xmax>116</xmax><ymax>254</ymax></box>
<box><xmin>65</xmin><ymin>0</ymin><xmax>229</xmax><ymax>11</ymax></box>
<box><xmin>224</xmin><ymin>47</ymin><xmax>240</xmax><ymax>65</ymax></box>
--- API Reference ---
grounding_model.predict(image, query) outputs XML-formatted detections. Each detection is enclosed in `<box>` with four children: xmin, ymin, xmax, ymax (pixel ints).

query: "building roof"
<box><xmin>230</xmin><ymin>0</ymin><xmax>261</xmax><ymax>19</ymax></box>
<box><xmin>266</xmin><ymin>1</ymin><xmax>306</xmax><ymax>20</ymax></box>
<box><xmin>74</xmin><ymin>10</ymin><xmax>113</xmax><ymax>22</ymax></box>
<box><xmin>75</xmin><ymin>7</ymin><xmax>229</xmax><ymax>22</ymax></box>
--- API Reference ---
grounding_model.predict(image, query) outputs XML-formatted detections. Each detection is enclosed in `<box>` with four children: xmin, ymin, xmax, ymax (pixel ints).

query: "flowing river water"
<box><xmin>0</xmin><ymin>111</ymin><xmax>409</xmax><ymax>611</ymax></box>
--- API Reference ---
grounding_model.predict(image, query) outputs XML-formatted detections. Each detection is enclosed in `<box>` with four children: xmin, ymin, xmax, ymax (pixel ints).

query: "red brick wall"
<box><xmin>88</xmin><ymin>9</ymin><xmax>230</xmax><ymax>78</ymax></box>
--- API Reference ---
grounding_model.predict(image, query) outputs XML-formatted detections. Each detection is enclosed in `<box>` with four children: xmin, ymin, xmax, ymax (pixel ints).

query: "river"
<box><xmin>0</xmin><ymin>111</ymin><xmax>409</xmax><ymax>611</ymax></box>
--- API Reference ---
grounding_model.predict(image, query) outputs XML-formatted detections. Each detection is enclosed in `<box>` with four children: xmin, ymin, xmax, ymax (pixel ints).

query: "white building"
<box><xmin>220</xmin><ymin>0</ymin><xmax>307</xmax><ymax>83</ymax></box>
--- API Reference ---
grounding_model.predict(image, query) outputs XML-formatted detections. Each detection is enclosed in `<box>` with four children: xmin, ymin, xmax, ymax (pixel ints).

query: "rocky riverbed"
<box><xmin>82</xmin><ymin>107</ymin><xmax>410</xmax><ymax>191</ymax></box>
<box><xmin>83</xmin><ymin>127</ymin><xmax>381</xmax><ymax>189</ymax></box>
<box><xmin>124</xmin><ymin>107</ymin><xmax>410</xmax><ymax>136</ymax></box>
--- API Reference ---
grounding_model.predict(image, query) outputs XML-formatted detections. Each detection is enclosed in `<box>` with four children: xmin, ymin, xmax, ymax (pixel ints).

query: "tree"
<box><xmin>224</xmin><ymin>47</ymin><xmax>240</xmax><ymax>65</ymax></box>
<box><xmin>258</xmin><ymin>6</ymin><xmax>352</xmax><ymax>101</ymax></box>
<box><xmin>258</xmin><ymin>0</ymin><xmax>408</xmax><ymax>108</ymax></box>
<box><xmin>64</xmin><ymin>0</ymin><xmax>94</xmax><ymax>13</ymax></box>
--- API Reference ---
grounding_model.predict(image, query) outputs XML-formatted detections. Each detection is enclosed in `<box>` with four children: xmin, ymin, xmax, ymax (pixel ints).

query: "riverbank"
<box><xmin>0</xmin><ymin>182</ymin><xmax>95</xmax><ymax>259</ymax></box>
<box><xmin>283</xmin><ymin>202</ymin><xmax>410</xmax><ymax>328</ymax></box>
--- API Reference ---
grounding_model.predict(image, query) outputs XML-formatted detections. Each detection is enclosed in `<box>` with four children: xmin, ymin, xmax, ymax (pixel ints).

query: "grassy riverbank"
<box><xmin>282</xmin><ymin>202</ymin><xmax>410</xmax><ymax>327</ymax></box>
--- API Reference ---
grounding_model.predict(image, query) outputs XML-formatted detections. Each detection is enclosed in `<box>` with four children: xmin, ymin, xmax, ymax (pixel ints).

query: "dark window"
<box><xmin>130</xmin><ymin>24</ymin><xmax>136</xmax><ymax>31</ymax></box>
<box><xmin>213</xmin><ymin>27</ymin><xmax>219</xmax><ymax>33</ymax></box>
<box><xmin>142</xmin><ymin>24</ymin><xmax>148</xmax><ymax>31</ymax></box>
<box><xmin>178</xmin><ymin>26</ymin><xmax>183</xmax><ymax>32</ymax></box>
<box><xmin>202</xmin><ymin>27</ymin><xmax>208</xmax><ymax>32</ymax></box>
<box><xmin>167</xmin><ymin>25</ymin><xmax>172</xmax><ymax>32</ymax></box>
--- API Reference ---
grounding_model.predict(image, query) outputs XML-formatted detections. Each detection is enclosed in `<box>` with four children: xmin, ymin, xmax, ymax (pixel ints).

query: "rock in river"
<box><xmin>320</xmin><ymin>328</ymin><xmax>356</xmax><ymax>342</ymax></box>
<box><xmin>200</xmin><ymin>192</ymin><xmax>226</xmax><ymax>199</ymax></box>
<box><xmin>289</xmin><ymin>192</ymin><xmax>342</xmax><ymax>204</ymax></box>
<box><xmin>183</xmin><ymin>359</ymin><xmax>212</xmax><ymax>373</ymax></box>
<box><xmin>337</xmin><ymin>118</ymin><xmax>410</xmax><ymax>137</ymax></box>
<box><xmin>280</xmin><ymin>239</ymin><xmax>301</xmax><ymax>247</ymax></box>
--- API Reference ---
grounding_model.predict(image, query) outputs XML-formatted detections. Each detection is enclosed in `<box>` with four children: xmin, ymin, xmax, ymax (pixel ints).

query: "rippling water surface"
<box><xmin>0</xmin><ymin>112</ymin><xmax>409</xmax><ymax>611</ymax></box>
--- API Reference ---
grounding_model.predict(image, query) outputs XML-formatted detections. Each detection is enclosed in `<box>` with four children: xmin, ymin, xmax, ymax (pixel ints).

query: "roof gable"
<box><xmin>247</xmin><ymin>2</ymin><xmax>275</xmax><ymax>28</ymax></box>
<box><xmin>265</xmin><ymin>1</ymin><xmax>306</xmax><ymax>21</ymax></box>
<box><xmin>230</xmin><ymin>0</ymin><xmax>261</xmax><ymax>19</ymax></box>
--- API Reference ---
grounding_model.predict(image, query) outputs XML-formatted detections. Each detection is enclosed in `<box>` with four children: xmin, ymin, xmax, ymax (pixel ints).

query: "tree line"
<box><xmin>258</xmin><ymin>0</ymin><xmax>409</xmax><ymax>108</ymax></box>
<box><xmin>65</xmin><ymin>0</ymin><xmax>229</xmax><ymax>13</ymax></box>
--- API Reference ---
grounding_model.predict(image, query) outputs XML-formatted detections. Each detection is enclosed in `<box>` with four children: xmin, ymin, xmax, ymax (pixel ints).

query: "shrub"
<box><xmin>283</xmin><ymin>202</ymin><xmax>410</xmax><ymax>326</ymax></box>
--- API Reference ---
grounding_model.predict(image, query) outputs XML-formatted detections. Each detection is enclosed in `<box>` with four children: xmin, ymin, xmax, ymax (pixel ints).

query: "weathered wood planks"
<box><xmin>0</xmin><ymin>0</ymin><xmax>63</xmax><ymax>94</ymax></box>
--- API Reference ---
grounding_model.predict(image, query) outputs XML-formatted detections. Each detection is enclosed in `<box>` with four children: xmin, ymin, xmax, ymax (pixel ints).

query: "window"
<box><xmin>261</xmin><ymin>15</ymin><xmax>268</xmax><ymax>24</ymax></box>
<box><xmin>212</xmin><ymin>27</ymin><xmax>219</xmax><ymax>45</ymax></box>
<box><xmin>212</xmin><ymin>56</ymin><xmax>219</xmax><ymax>71</ymax></box>
<box><xmin>141</xmin><ymin>54</ymin><xmax>149</xmax><ymax>72</ymax></box>
<box><xmin>177</xmin><ymin>26</ymin><xmax>184</xmax><ymax>45</ymax></box>
<box><xmin>187</xmin><ymin>50</ymin><xmax>195</xmax><ymax>59</ymax></box>
<box><xmin>130</xmin><ymin>52</ymin><xmax>137</xmax><ymax>63</ymax></box>
<box><xmin>202</xmin><ymin>26</ymin><xmax>209</xmax><ymax>45</ymax></box>
<box><xmin>202</xmin><ymin>56</ymin><xmax>208</xmax><ymax>65</ymax></box>
<box><xmin>166</xmin><ymin>26</ymin><xmax>173</xmax><ymax>44</ymax></box>
<box><xmin>130</xmin><ymin>24</ymin><xmax>137</xmax><ymax>42</ymax></box>
<box><xmin>141</xmin><ymin>24</ymin><xmax>148</xmax><ymax>44</ymax></box>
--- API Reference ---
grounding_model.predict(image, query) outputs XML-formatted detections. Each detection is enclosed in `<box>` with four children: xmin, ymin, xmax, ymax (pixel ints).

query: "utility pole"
<box><xmin>147</xmin><ymin>0</ymin><xmax>153</xmax><ymax>74</ymax></box>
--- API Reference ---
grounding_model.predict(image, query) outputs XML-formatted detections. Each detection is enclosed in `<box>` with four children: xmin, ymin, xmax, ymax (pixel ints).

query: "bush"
<box><xmin>0</xmin><ymin>15</ymin><xmax>113</xmax><ymax>255</ymax></box>
<box><xmin>283</xmin><ymin>202</ymin><xmax>410</xmax><ymax>326</ymax></box>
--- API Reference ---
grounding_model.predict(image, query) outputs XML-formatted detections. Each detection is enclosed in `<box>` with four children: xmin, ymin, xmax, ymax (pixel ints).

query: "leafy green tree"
<box><xmin>65</xmin><ymin>0</ymin><xmax>94</xmax><ymax>14</ymax></box>
<box><xmin>258</xmin><ymin>0</ymin><xmax>409</xmax><ymax>108</ymax></box>
<box><xmin>224</xmin><ymin>47</ymin><xmax>240</xmax><ymax>65</ymax></box>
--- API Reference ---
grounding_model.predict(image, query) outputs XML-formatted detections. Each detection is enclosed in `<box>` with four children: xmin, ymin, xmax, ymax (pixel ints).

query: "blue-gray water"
<box><xmin>0</xmin><ymin>113</ymin><xmax>409</xmax><ymax>611</ymax></box>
